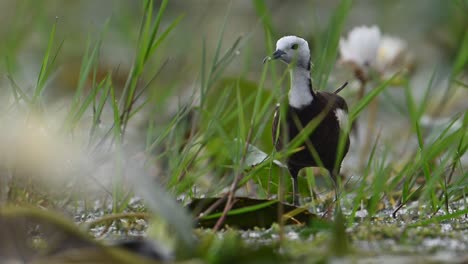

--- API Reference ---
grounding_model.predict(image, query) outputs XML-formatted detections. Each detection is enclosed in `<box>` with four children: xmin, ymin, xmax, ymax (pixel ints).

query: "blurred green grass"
<box><xmin>0</xmin><ymin>0</ymin><xmax>467</xmax><ymax>263</ymax></box>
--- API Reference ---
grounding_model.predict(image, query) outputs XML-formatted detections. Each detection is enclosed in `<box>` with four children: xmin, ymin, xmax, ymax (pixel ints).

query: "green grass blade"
<box><xmin>404</xmin><ymin>79</ymin><xmax>424</xmax><ymax>148</ymax></box>
<box><xmin>71</xmin><ymin>76</ymin><xmax>110</xmax><ymax>128</ymax></box>
<box><xmin>314</xmin><ymin>0</ymin><xmax>352</xmax><ymax>89</ymax></box>
<box><xmin>110</xmin><ymin>83</ymin><xmax>122</xmax><ymax>144</ymax></box>
<box><xmin>33</xmin><ymin>20</ymin><xmax>63</xmax><ymax>104</ymax></box>
<box><xmin>349</xmin><ymin>73</ymin><xmax>397</xmax><ymax>123</ymax></box>
<box><xmin>7</xmin><ymin>74</ymin><xmax>30</xmax><ymax>105</ymax></box>
<box><xmin>253</xmin><ymin>0</ymin><xmax>275</xmax><ymax>37</ymax></box>
<box><xmin>212</xmin><ymin>2</ymin><xmax>231</xmax><ymax>67</ymax></box>
<box><xmin>148</xmin><ymin>15</ymin><xmax>184</xmax><ymax>58</ymax></box>
<box><xmin>142</xmin><ymin>0</ymin><xmax>163</xmax><ymax>62</ymax></box>
<box><xmin>200</xmin><ymin>200</ymin><xmax>278</xmax><ymax>220</ymax></box>
<box><xmin>452</xmin><ymin>28</ymin><xmax>468</xmax><ymax>77</ymax></box>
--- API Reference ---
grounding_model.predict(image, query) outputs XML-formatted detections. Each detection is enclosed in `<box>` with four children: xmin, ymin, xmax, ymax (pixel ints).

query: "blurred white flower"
<box><xmin>377</xmin><ymin>35</ymin><xmax>408</xmax><ymax>74</ymax></box>
<box><xmin>339</xmin><ymin>25</ymin><xmax>381</xmax><ymax>70</ymax></box>
<box><xmin>340</xmin><ymin>25</ymin><xmax>411</xmax><ymax>82</ymax></box>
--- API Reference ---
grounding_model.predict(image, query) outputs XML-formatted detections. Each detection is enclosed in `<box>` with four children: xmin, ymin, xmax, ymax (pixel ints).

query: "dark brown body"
<box><xmin>272</xmin><ymin>90</ymin><xmax>350</xmax><ymax>189</ymax></box>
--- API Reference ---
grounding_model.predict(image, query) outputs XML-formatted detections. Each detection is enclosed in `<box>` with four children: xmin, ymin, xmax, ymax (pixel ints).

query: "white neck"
<box><xmin>288</xmin><ymin>67</ymin><xmax>314</xmax><ymax>109</ymax></box>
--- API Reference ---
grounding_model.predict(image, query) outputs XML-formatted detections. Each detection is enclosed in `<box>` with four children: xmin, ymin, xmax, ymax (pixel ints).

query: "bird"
<box><xmin>264</xmin><ymin>36</ymin><xmax>350</xmax><ymax>206</ymax></box>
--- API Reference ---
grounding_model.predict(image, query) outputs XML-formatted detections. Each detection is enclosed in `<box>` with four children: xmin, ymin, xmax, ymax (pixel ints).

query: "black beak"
<box><xmin>272</xmin><ymin>49</ymin><xmax>286</xmax><ymax>59</ymax></box>
<box><xmin>263</xmin><ymin>49</ymin><xmax>286</xmax><ymax>64</ymax></box>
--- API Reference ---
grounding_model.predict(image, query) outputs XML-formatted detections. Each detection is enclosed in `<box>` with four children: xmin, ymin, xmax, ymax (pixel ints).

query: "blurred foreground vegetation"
<box><xmin>0</xmin><ymin>0</ymin><xmax>467</xmax><ymax>263</ymax></box>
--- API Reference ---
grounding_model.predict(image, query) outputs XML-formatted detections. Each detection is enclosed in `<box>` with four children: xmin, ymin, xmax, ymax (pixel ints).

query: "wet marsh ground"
<box><xmin>0</xmin><ymin>0</ymin><xmax>467</xmax><ymax>263</ymax></box>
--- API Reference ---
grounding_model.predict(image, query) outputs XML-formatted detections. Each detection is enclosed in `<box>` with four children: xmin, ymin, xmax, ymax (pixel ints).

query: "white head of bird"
<box><xmin>264</xmin><ymin>36</ymin><xmax>310</xmax><ymax>69</ymax></box>
<box><xmin>264</xmin><ymin>36</ymin><xmax>314</xmax><ymax>108</ymax></box>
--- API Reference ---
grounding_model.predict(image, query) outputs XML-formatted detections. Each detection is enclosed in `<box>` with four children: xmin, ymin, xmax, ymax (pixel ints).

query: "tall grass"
<box><xmin>2</xmin><ymin>0</ymin><xmax>196</xmax><ymax>259</ymax></box>
<box><xmin>0</xmin><ymin>0</ymin><xmax>467</xmax><ymax>262</ymax></box>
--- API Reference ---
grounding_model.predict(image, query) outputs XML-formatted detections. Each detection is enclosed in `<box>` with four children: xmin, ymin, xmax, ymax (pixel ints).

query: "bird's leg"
<box><xmin>330</xmin><ymin>169</ymin><xmax>341</xmax><ymax>204</ymax></box>
<box><xmin>322</xmin><ymin>169</ymin><xmax>341</xmax><ymax>219</ymax></box>
<box><xmin>288</xmin><ymin>167</ymin><xmax>300</xmax><ymax>206</ymax></box>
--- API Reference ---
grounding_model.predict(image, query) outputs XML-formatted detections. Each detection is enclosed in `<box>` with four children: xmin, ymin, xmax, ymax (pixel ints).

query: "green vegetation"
<box><xmin>0</xmin><ymin>0</ymin><xmax>466</xmax><ymax>263</ymax></box>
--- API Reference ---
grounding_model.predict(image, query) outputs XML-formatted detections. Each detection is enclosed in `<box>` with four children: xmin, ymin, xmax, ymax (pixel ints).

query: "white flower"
<box><xmin>339</xmin><ymin>25</ymin><xmax>381</xmax><ymax>69</ymax></box>
<box><xmin>340</xmin><ymin>26</ymin><xmax>411</xmax><ymax>81</ymax></box>
<box><xmin>376</xmin><ymin>35</ymin><xmax>407</xmax><ymax>73</ymax></box>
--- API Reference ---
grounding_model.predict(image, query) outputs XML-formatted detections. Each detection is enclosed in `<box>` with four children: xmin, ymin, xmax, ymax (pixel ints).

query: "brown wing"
<box><xmin>272</xmin><ymin>103</ymin><xmax>282</xmax><ymax>150</ymax></box>
<box><xmin>317</xmin><ymin>91</ymin><xmax>350</xmax><ymax>132</ymax></box>
<box><xmin>318</xmin><ymin>91</ymin><xmax>348</xmax><ymax>113</ymax></box>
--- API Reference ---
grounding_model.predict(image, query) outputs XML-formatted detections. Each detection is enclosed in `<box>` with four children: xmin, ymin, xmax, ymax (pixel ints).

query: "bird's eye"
<box><xmin>291</xmin><ymin>43</ymin><xmax>298</xmax><ymax>50</ymax></box>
